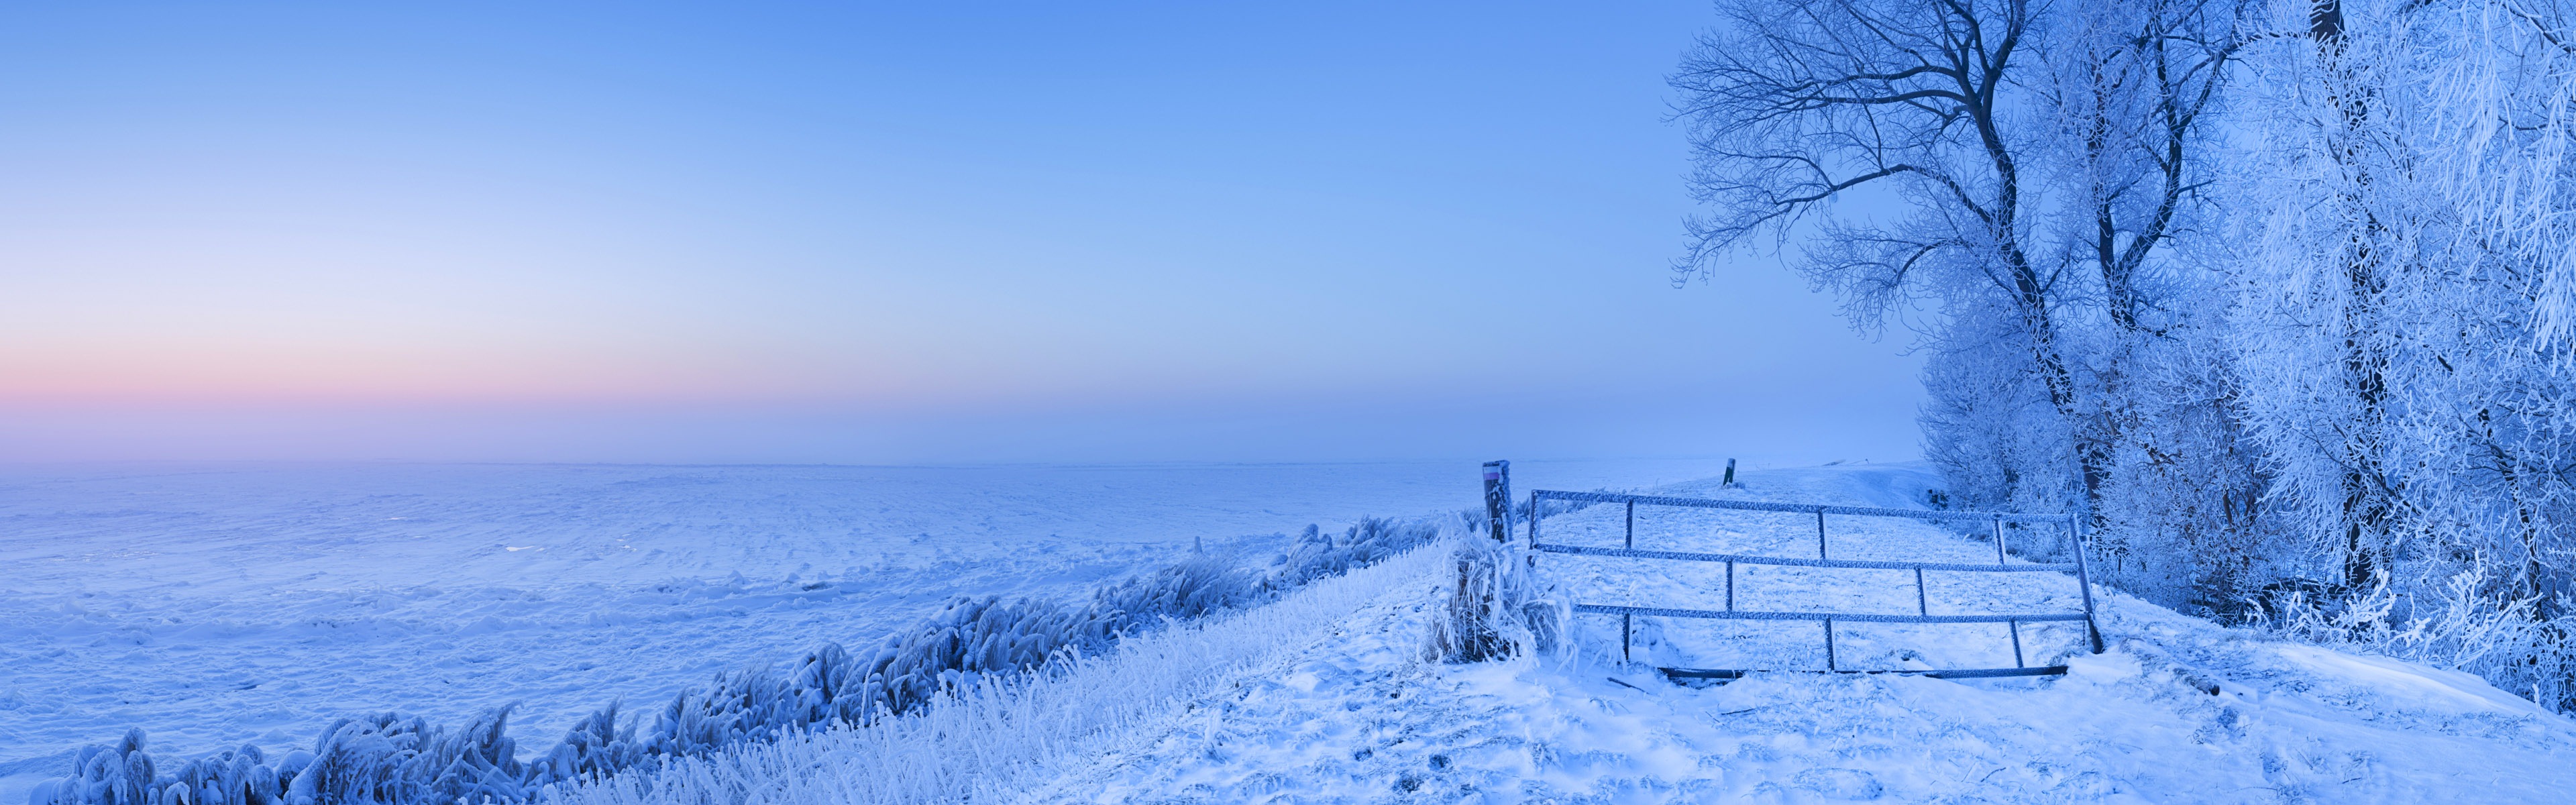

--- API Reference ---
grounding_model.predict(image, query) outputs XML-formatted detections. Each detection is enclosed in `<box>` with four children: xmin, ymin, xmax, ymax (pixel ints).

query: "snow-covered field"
<box><xmin>14</xmin><ymin>460</ymin><xmax>2570</xmax><ymax>804</ymax></box>
<box><xmin>0</xmin><ymin>458</ymin><xmax>1730</xmax><ymax>800</ymax></box>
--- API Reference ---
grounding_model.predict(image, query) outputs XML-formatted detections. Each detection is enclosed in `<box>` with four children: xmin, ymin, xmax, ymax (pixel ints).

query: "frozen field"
<box><xmin>0</xmin><ymin>458</ymin><xmax>1735</xmax><ymax>795</ymax></box>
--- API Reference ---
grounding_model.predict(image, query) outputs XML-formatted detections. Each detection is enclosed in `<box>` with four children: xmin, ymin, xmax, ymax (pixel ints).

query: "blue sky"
<box><xmin>0</xmin><ymin>2</ymin><xmax>1923</xmax><ymax>464</ymax></box>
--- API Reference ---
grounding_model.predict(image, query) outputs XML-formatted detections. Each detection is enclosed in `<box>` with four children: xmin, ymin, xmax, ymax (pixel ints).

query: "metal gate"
<box><xmin>1526</xmin><ymin>488</ymin><xmax>2105</xmax><ymax>680</ymax></box>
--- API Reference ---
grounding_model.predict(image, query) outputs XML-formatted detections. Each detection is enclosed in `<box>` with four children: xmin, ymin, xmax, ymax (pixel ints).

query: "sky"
<box><xmin>0</xmin><ymin>2</ymin><xmax>1925</xmax><ymax>466</ymax></box>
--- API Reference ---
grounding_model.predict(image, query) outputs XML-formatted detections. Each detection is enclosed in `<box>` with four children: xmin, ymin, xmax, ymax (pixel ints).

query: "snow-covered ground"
<box><xmin>0</xmin><ymin>458</ymin><xmax>1731</xmax><ymax>800</ymax></box>
<box><xmin>1024</xmin><ymin>466</ymin><xmax>2576</xmax><ymax>802</ymax></box>
<box><xmin>19</xmin><ymin>460</ymin><xmax>2567</xmax><ymax>804</ymax></box>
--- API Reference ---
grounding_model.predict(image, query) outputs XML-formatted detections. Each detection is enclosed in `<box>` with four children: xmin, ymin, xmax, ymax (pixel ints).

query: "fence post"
<box><xmin>1622</xmin><ymin>612</ymin><xmax>1633</xmax><ymax>663</ymax></box>
<box><xmin>1824</xmin><ymin>619</ymin><xmax>1837</xmax><ymax>671</ymax></box>
<box><xmin>1915</xmin><ymin>568</ymin><xmax>1928</xmax><ymax>616</ymax></box>
<box><xmin>1816</xmin><ymin>507</ymin><xmax>1828</xmax><ymax>559</ymax></box>
<box><xmin>1482</xmin><ymin>460</ymin><xmax>1511</xmax><ymax>543</ymax></box>
<box><xmin>2071</xmin><ymin>513</ymin><xmax>2106</xmax><ymax>654</ymax></box>
<box><xmin>2008</xmin><ymin>619</ymin><xmax>2025</xmax><ymax>667</ymax></box>
<box><xmin>1526</xmin><ymin>491</ymin><xmax>1540</xmax><ymax>566</ymax></box>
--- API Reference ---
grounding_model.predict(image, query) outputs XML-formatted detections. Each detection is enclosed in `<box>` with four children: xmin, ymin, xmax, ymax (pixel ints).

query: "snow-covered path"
<box><xmin>1037</xmin><ymin>466</ymin><xmax>2576</xmax><ymax>803</ymax></box>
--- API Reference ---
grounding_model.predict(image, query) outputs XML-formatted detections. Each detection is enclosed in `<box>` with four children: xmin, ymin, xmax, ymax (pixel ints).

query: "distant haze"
<box><xmin>0</xmin><ymin>2</ymin><xmax>1922</xmax><ymax>465</ymax></box>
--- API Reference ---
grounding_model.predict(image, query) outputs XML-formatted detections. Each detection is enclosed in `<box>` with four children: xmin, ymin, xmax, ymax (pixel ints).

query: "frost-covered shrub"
<box><xmin>2263</xmin><ymin>559</ymin><xmax>2576</xmax><ymax>713</ymax></box>
<box><xmin>30</xmin><ymin>730</ymin><xmax>172</xmax><ymax>805</ymax></box>
<box><xmin>1426</xmin><ymin>536</ymin><xmax>1564</xmax><ymax>663</ymax></box>
<box><xmin>34</xmin><ymin>517</ymin><xmax>1440</xmax><ymax>805</ymax></box>
<box><xmin>1272</xmin><ymin>519</ymin><xmax>1411</xmax><ymax>586</ymax></box>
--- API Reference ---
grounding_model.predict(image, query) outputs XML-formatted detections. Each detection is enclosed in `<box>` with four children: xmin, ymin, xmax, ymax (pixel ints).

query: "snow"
<box><xmin>1024</xmin><ymin>465</ymin><xmax>2576</xmax><ymax>802</ymax></box>
<box><xmin>0</xmin><ymin>458</ymin><xmax>1729</xmax><ymax>800</ymax></box>
<box><xmin>13</xmin><ymin>460</ymin><xmax>2569</xmax><ymax>804</ymax></box>
<box><xmin>2262</xmin><ymin>645</ymin><xmax>2558</xmax><ymax>720</ymax></box>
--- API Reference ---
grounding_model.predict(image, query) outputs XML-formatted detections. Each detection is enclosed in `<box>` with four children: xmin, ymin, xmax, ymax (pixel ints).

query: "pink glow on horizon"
<box><xmin>0</xmin><ymin>1</ymin><xmax>1930</xmax><ymax>464</ymax></box>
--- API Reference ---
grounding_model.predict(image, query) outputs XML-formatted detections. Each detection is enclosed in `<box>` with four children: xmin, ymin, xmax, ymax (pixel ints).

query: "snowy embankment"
<box><xmin>1024</xmin><ymin>466</ymin><xmax>2576</xmax><ymax>802</ymax></box>
<box><xmin>554</xmin><ymin>539</ymin><xmax>1450</xmax><ymax>805</ymax></box>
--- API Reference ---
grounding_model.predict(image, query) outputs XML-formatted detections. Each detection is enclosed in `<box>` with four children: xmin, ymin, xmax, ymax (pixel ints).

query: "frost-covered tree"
<box><xmin>1676</xmin><ymin>0</ymin><xmax>2576</xmax><ymax>712</ymax></box>
<box><xmin>1672</xmin><ymin>0</ymin><xmax>2268</xmax><ymax>610</ymax></box>
<box><xmin>1670</xmin><ymin>0</ymin><xmax>2079</xmax><ymax>495</ymax></box>
<box><xmin>2229</xmin><ymin>0</ymin><xmax>2576</xmax><ymax>707</ymax></box>
<box><xmin>2025</xmin><ymin>0</ymin><xmax>2280</xmax><ymax>610</ymax></box>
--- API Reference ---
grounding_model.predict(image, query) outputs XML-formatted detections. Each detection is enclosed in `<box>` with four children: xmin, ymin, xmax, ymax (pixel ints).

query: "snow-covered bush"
<box><xmin>1426</xmin><ymin>536</ymin><xmax>1564</xmax><ymax>663</ymax></box>
<box><xmin>2259</xmin><ymin>560</ymin><xmax>2576</xmax><ymax>712</ymax></box>
<box><xmin>33</xmin><ymin>518</ymin><xmax>1440</xmax><ymax>805</ymax></box>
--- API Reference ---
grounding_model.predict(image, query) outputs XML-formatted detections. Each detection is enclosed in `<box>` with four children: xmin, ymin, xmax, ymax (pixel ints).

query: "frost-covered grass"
<box><xmin>549</xmin><ymin>540</ymin><xmax>1448</xmax><ymax>805</ymax></box>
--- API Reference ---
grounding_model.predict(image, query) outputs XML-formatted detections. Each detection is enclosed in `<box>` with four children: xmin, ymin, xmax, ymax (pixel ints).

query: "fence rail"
<box><xmin>1533</xmin><ymin>543</ymin><xmax>2078</xmax><ymax>573</ymax></box>
<box><xmin>1523</xmin><ymin>484</ymin><xmax>2104</xmax><ymax>680</ymax></box>
<box><xmin>1572</xmin><ymin>603</ymin><xmax>2090</xmax><ymax>625</ymax></box>
<box><xmin>1532</xmin><ymin>489</ymin><xmax>2077</xmax><ymax>525</ymax></box>
<box><xmin>1662</xmin><ymin>665</ymin><xmax>2070</xmax><ymax>681</ymax></box>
